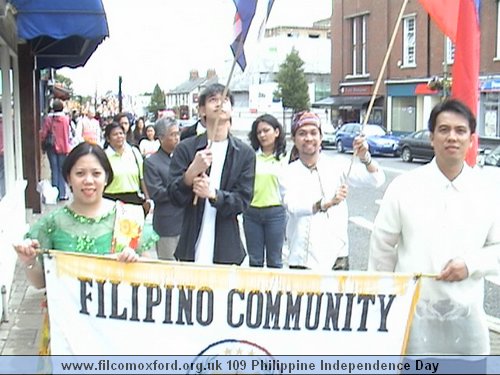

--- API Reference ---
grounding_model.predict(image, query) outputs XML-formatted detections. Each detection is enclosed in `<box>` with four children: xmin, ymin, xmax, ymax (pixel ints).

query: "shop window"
<box><xmin>391</xmin><ymin>97</ymin><xmax>416</xmax><ymax>133</ymax></box>
<box><xmin>483</xmin><ymin>93</ymin><xmax>500</xmax><ymax>137</ymax></box>
<box><xmin>484</xmin><ymin>109</ymin><xmax>499</xmax><ymax>137</ymax></box>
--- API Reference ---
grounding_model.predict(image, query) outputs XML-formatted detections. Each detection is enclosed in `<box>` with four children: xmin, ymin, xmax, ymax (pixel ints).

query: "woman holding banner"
<box><xmin>13</xmin><ymin>142</ymin><xmax>158</xmax><ymax>353</ymax></box>
<box><xmin>14</xmin><ymin>142</ymin><xmax>158</xmax><ymax>286</ymax></box>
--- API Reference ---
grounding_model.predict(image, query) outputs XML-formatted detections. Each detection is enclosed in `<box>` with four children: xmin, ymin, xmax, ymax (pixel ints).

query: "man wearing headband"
<box><xmin>279</xmin><ymin>110</ymin><xmax>385</xmax><ymax>271</ymax></box>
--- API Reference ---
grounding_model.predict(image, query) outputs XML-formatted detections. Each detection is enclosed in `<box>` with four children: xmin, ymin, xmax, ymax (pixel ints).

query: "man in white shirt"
<box><xmin>369</xmin><ymin>99</ymin><xmax>500</xmax><ymax>355</ymax></box>
<box><xmin>279</xmin><ymin>111</ymin><xmax>385</xmax><ymax>271</ymax></box>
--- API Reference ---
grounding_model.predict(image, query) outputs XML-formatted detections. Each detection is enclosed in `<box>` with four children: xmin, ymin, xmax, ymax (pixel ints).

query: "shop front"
<box><xmin>0</xmin><ymin>0</ymin><xmax>108</xmax><ymax>324</ymax></box>
<box><xmin>0</xmin><ymin>0</ymin><xmax>28</xmax><ymax>323</ymax></box>
<box><xmin>479</xmin><ymin>78</ymin><xmax>500</xmax><ymax>149</ymax></box>
<box><xmin>386</xmin><ymin>81</ymin><xmax>441</xmax><ymax>136</ymax></box>
<box><xmin>313</xmin><ymin>84</ymin><xmax>384</xmax><ymax>128</ymax></box>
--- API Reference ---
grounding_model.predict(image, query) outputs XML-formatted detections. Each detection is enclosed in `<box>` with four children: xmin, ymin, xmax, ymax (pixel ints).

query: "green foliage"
<box><xmin>148</xmin><ymin>84</ymin><xmax>166</xmax><ymax>118</ymax></box>
<box><xmin>54</xmin><ymin>71</ymin><xmax>73</xmax><ymax>90</ymax></box>
<box><xmin>274</xmin><ymin>48</ymin><xmax>310</xmax><ymax>113</ymax></box>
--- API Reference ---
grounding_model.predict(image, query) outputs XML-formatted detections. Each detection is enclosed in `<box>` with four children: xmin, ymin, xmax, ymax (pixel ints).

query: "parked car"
<box><xmin>398</xmin><ymin>129</ymin><xmax>434</xmax><ymax>162</ymax></box>
<box><xmin>480</xmin><ymin>145</ymin><xmax>500</xmax><ymax>185</ymax></box>
<box><xmin>483</xmin><ymin>145</ymin><xmax>500</xmax><ymax>167</ymax></box>
<box><xmin>321</xmin><ymin>123</ymin><xmax>337</xmax><ymax>148</ymax></box>
<box><xmin>178</xmin><ymin>118</ymin><xmax>195</xmax><ymax>129</ymax></box>
<box><xmin>335</xmin><ymin>123</ymin><xmax>399</xmax><ymax>156</ymax></box>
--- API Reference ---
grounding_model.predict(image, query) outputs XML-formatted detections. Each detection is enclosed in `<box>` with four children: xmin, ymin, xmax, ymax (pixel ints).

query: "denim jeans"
<box><xmin>47</xmin><ymin>150</ymin><xmax>67</xmax><ymax>199</ymax></box>
<box><xmin>243</xmin><ymin>205</ymin><xmax>286</xmax><ymax>268</ymax></box>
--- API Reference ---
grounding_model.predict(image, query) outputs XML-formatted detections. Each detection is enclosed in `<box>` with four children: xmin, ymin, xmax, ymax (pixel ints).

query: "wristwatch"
<box><xmin>360</xmin><ymin>152</ymin><xmax>372</xmax><ymax>166</ymax></box>
<box><xmin>315</xmin><ymin>199</ymin><xmax>327</xmax><ymax>213</ymax></box>
<box><xmin>209</xmin><ymin>190</ymin><xmax>218</xmax><ymax>205</ymax></box>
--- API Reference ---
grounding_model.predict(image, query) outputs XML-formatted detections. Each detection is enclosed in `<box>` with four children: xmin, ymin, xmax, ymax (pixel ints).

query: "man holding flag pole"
<box><xmin>168</xmin><ymin>83</ymin><xmax>255</xmax><ymax>265</ymax></box>
<box><xmin>167</xmin><ymin>1</ymin><xmax>276</xmax><ymax>264</ymax></box>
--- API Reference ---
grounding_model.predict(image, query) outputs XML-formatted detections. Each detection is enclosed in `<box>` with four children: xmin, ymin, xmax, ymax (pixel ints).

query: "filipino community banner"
<box><xmin>43</xmin><ymin>251</ymin><xmax>421</xmax><ymax>356</ymax></box>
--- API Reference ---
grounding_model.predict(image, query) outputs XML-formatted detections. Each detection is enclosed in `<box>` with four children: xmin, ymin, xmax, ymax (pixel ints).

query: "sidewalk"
<box><xmin>0</xmin><ymin>203</ymin><xmax>58</xmax><ymax>355</ymax></box>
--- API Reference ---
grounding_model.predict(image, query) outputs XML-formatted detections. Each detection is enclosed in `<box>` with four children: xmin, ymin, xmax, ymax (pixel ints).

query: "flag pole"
<box><xmin>345</xmin><ymin>0</ymin><xmax>409</xmax><ymax>181</ymax></box>
<box><xmin>192</xmin><ymin>37</ymin><xmax>245</xmax><ymax>205</ymax></box>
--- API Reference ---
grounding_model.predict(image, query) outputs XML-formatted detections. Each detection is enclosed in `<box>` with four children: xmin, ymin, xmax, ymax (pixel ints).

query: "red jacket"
<box><xmin>40</xmin><ymin>112</ymin><xmax>71</xmax><ymax>155</ymax></box>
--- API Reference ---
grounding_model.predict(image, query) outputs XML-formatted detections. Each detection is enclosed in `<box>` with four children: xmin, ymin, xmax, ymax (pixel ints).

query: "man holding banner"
<box><xmin>369</xmin><ymin>99</ymin><xmax>500</xmax><ymax>355</ymax></box>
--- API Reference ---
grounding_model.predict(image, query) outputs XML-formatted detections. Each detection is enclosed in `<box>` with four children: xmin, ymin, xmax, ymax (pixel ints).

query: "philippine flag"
<box><xmin>231</xmin><ymin>0</ymin><xmax>275</xmax><ymax>71</ymax></box>
<box><xmin>419</xmin><ymin>0</ymin><xmax>481</xmax><ymax>166</ymax></box>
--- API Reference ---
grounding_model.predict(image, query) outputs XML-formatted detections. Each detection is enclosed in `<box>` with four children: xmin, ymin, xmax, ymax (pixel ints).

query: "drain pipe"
<box><xmin>1</xmin><ymin>285</ymin><xmax>8</xmax><ymax>323</ymax></box>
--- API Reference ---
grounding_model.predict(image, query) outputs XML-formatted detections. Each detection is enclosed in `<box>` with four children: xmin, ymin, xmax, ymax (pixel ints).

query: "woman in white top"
<box><xmin>139</xmin><ymin>125</ymin><xmax>160</xmax><ymax>158</ymax></box>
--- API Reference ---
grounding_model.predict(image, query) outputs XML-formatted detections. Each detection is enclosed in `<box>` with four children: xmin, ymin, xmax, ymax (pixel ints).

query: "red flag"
<box><xmin>418</xmin><ymin>0</ymin><xmax>459</xmax><ymax>41</ymax></box>
<box><xmin>419</xmin><ymin>0</ymin><xmax>480</xmax><ymax>166</ymax></box>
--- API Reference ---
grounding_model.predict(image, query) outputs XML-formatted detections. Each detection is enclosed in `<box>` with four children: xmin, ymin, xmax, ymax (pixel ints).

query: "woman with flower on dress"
<box><xmin>13</xmin><ymin>142</ymin><xmax>158</xmax><ymax>353</ymax></box>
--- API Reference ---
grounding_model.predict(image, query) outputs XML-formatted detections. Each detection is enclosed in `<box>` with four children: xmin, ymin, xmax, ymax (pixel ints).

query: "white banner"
<box><xmin>43</xmin><ymin>252</ymin><xmax>420</xmax><ymax>355</ymax></box>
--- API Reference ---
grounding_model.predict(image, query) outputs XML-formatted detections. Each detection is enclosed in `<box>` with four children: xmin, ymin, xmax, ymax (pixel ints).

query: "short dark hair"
<box><xmin>104</xmin><ymin>121</ymin><xmax>125</xmax><ymax>140</ymax></box>
<box><xmin>62</xmin><ymin>142</ymin><xmax>114</xmax><ymax>187</ymax></box>
<box><xmin>199</xmin><ymin>83</ymin><xmax>234</xmax><ymax>107</ymax></box>
<box><xmin>428</xmin><ymin>99</ymin><xmax>476</xmax><ymax>134</ymax></box>
<box><xmin>248</xmin><ymin>114</ymin><xmax>286</xmax><ymax>160</ymax></box>
<box><xmin>114</xmin><ymin>112</ymin><xmax>129</xmax><ymax>123</ymax></box>
<box><xmin>52</xmin><ymin>99</ymin><xmax>64</xmax><ymax>112</ymax></box>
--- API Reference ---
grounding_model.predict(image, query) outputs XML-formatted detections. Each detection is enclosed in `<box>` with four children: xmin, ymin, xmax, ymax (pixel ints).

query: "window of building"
<box><xmin>497</xmin><ymin>0</ymin><xmax>500</xmax><ymax>58</ymax></box>
<box><xmin>446</xmin><ymin>37</ymin><xmax>455</xmax><ymax>65</ymax></box>
<box><xmin>351</xmin><ymin>15</ymin><xmax>367</xmax><ymax>76</ymax></box>
<box><xmin>402</xmin><ymin>16</ymin><xmax>416</xmax><ymax>67</ymax></box>
<box><xmin>391</xmin><ymin>97</ymin><xmax>416</xmax><ymax>133</ymax></box>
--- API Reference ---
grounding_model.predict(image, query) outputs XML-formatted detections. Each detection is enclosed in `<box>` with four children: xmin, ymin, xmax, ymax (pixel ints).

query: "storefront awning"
<box><xmin>481</xmin><ymin>79</ymin><xmax>500</xmax><ymax>92</ymax></box>
<box><xmin>312</xmin><ymin>95</ymin><xmax>382</xmax><ymax>109</ymax></box>
<box><xmin>11</xmin><ymin>0</ymin><xmax>109</xmax><ymax>69</ymax></box>
<box><xmin>415</xmin><ymin>83</ymin><xmax>439</xmax><ymax>95</ymax></box>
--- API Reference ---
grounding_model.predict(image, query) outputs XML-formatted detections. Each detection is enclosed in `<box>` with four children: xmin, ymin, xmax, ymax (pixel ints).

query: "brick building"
<box><xmin>329</xmin><ymin>0</ymin><xmax>500</xmax><ymax>147</ymax></box>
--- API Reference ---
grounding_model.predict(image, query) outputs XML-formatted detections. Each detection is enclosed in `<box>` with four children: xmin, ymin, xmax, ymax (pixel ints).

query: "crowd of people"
<box><xmin>14</xmin><ymin>84</ymin><xmax>500</xmax><ymax>356</ymax></box>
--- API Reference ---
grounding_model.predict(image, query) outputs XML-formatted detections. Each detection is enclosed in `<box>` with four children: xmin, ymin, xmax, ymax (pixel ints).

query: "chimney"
<box><xmin>189</xmin><ymin>70</ymin><xmax>199</xmax><ymax>80</ymax></box>
<box><xmin>206</xmin><ymin>69</ymin><xmax>217</xmax><ymax>79</ymax></box>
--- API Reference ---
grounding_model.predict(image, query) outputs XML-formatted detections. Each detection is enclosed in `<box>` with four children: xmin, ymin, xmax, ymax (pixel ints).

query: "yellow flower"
<box><xmin>118</xmin><ymin>219</ymin><xmax>140</xmax><ymax>239</ymax></box>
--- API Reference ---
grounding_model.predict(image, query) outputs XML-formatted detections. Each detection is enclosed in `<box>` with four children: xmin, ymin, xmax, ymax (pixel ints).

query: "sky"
<box><xmin>59</xmin><ymin>0</ymin><xmax>332</xmax><ymax>97</ymax></box>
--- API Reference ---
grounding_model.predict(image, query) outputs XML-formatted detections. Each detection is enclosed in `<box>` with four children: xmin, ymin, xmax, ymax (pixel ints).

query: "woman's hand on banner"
<box><xmin>116</xmin><ymin>247</ymin><xmax>140</xmax><ymax>263</ymax></box>
<box><xmin>13</xmin><ymin>238</ymin><xmax>40</xmax><ymax>267</ymax></box>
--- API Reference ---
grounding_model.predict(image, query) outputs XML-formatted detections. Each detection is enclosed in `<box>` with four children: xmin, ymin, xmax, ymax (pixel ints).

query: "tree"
<box><xmin>274</xmin><ymin>48</ymin><xmax>310</xmax><ymax>128</ymax></box>
<box><xmin>148</xmin><ymin>84</ymin><xmax>166</xmax><ymax>119</ymax></box>
<box><xmin>54</xmin><ymin>71</ymin><xmax>73</xmax><ymax>91</ymax></box>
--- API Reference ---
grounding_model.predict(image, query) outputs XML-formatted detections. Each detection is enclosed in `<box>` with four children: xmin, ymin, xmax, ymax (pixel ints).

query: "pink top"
<box><xmin>40</xmin><ymin>112</ymin><xmax>71</xmax><ymax>154</ymax></box>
